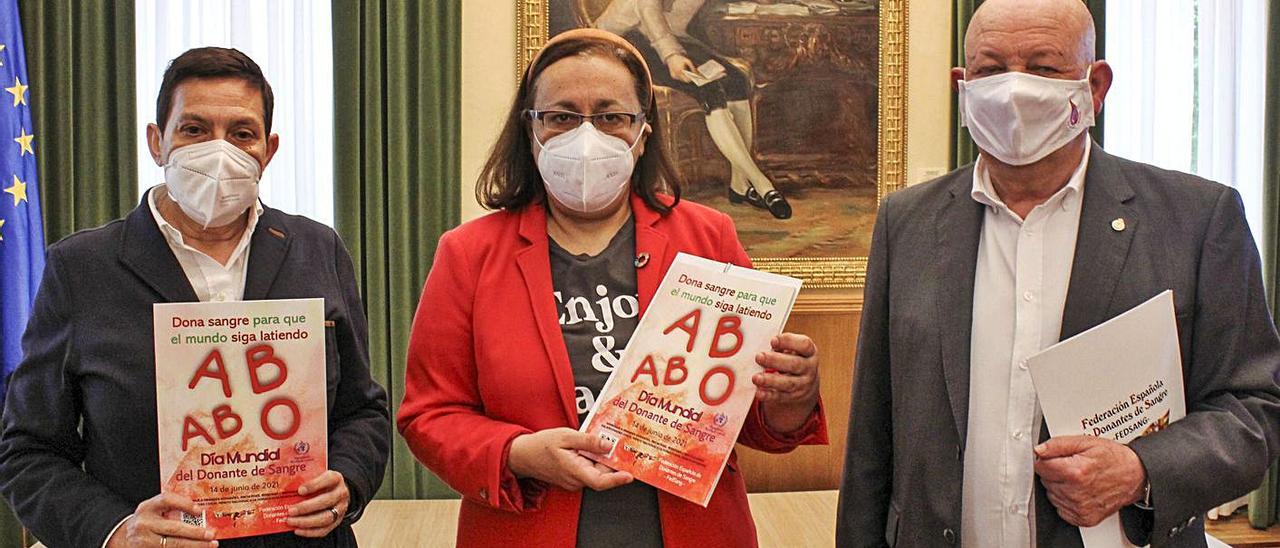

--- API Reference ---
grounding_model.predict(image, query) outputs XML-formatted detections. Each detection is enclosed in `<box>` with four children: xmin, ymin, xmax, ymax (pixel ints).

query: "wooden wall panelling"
<box><xmin>737</xmin><ymin>288</ymin><xmax>863</xmax><ymax>492</ymax></box>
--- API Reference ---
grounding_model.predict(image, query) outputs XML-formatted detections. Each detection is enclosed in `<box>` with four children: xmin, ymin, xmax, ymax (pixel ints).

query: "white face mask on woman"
<box><xmin>164</xmin><ymin>139</ymin><xmax>262</xmax><ymax>229</ymax></box>
<box><xmin>534</xmin><ymin>122</ymin><xmax>642</xmax><ymax>214</ymax></box>
<box><xmin>958</xmin><ymin>69</ymin><xmax>1096</xmax><ymax>166</ymax></box>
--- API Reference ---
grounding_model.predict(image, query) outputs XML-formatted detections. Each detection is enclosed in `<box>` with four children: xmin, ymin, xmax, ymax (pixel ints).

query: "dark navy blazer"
<box><xmin>0</xmin><ymin>194</ymin><xmax>390</xmax><ymax>547</ymax></box>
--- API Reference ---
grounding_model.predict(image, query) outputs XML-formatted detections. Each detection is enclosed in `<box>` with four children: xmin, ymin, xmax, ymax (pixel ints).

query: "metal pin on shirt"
<box><xmin>1111</xmin><ymin>218</ymin><xmax>1126</xmax><ymax>232</ymax></box>
<box><xmin>634</xmin><ymin>253</ymin><xmax>650</xmax><ymax>268</ymax></box>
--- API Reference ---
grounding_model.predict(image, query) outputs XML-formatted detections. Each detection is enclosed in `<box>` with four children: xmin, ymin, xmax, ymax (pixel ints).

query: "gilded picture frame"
<box><xmin>516</xmin><ymin>0</ymin><xmax>909</xmax><ymax>289</ymax></box>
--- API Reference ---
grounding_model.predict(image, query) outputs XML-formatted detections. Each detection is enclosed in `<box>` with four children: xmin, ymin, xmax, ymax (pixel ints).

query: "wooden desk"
<box><xmin>351</xmin><ymin>491</ymin><xmax>1280</xmax><ymax>547</ymax></box>
<box><xmin>351</xmin><ymin>499</ymin><xmax>459</xmax><ymax>548</ymax></box>
<box><xmin>19</xmin><ymin>492</ymin><xmax>1279</xmax><ymax>547</ymax></box>
<box><xmin>351</xmin><ymin>491</ymin><xmax>837</xmax><ymax>547</ymax></box>
<box><xmin>1208</xmin><ymin>512</ymin><xmax>1280</xmax><ymax>548</ymax></box>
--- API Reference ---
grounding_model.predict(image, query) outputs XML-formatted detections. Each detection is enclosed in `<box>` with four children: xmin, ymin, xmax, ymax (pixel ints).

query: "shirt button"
<box><xmin>1023</xmin><ymin>291</ymin><xmax>1034</xmax><ymax>301</ymax></box>
<box><xmin>1012</xmin><ymin>430</ymin><xmax>1024</xmax><ymax>440</ymax></box>
<box><xmin>478</xmin><ymin>487</ymin><xmax>488</xmax><ymax>501</ymax></box>
<box><xmin>1009</xmin><ymin>503</ymin><xmax>1020</xmax><ymax>514</ymax></box>
<box><xmin>943</xmin><ymin>528</ymin><xmax>957</xmax><ymax>544</ymax></box>
<box><xmin>1018</xmin><ymin>359</ymin><xmax>1029</xmax><ymax>370</ymax></box>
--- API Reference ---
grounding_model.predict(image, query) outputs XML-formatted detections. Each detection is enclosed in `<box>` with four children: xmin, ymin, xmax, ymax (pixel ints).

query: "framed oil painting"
<box><xmin>517</xmin><ymin>0</ymin><xmax>908</xmax><ymax>288</ymax></box>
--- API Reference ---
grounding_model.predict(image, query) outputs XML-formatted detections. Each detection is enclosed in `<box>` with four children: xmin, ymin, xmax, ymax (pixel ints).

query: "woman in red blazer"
<box><xmin>397</xmin><ymin>29</ymin><xmax>827</xmax><ymax>547</ymax></box>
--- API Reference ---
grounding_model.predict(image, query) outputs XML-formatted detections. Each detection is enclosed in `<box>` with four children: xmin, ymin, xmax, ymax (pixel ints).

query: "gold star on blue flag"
<box><xmin>0</xmin><ymin>0</ymin><xmax>45</xmax><ymax>414</ymax></box>
<box><xmin>3</xmin><ymin>76</ymin><xmax>24</xmax><ymax>106</ymax></box>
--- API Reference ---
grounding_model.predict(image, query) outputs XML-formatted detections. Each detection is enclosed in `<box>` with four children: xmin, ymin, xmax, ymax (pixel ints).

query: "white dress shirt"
<box><xmin>148</xmin><ymin>184</ymin><xmax>261</xmax><ymax>302</ymax></box>
<box><xmin>101</xmin><ymin>186</ymin><xmax>261</xmax><ymax>547</ymax></box>
<box><xmin>961</xmin><ymin>142</ymin><xmax>1092</xmax><ymax>548</ymax></box>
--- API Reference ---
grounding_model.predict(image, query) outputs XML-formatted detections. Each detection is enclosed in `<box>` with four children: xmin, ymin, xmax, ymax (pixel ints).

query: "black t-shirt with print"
<box><xmin>549</xmin><ymin>216</ymin><xmax>663</xmax><ymax>547</ymax></box>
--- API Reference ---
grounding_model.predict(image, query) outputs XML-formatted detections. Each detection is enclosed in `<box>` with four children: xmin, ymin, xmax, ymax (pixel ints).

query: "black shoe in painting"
<box><xmin>729</xmin><ymin>186</ymin><xmax>791</xmax><ymax>219</ymax></box>
<box><xmin>728</xmin><ymin>186</ymin><xmax>758</xmax><ymax>206</ymax></box>
<box><xmin>759</xmin><ymin>190</ymin><xmax>792</xmax><ymax>219</ymax></box>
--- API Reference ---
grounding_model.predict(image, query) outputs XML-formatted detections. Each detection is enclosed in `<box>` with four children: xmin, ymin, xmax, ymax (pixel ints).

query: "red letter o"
<box><xmin>260</xmin><ymin>398</ymin><xmax>301</xmax><ymax>440</ymax></box>
<box><xmin>698</xmin><ymin>366</ymin><xmax>735</xmax><ymax>406</ymax></box>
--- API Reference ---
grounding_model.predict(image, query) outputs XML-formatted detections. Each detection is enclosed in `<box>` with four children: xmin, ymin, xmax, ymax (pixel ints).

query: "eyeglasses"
<box><xmin>526</xmin><ymin>109</ymin><xmax>646</xmax><ymax>137</ymax></box>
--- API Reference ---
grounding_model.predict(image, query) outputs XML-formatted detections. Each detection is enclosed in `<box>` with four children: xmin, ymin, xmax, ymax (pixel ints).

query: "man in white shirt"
<box><xmin>837</xmin><ymin>1</ymin><xmax>1280</xmax><ymax>546</ymax></box>
<box><xmin>0</xmin><ymin>47</ymin><xmax>389</xmax><ymax>548</ymax></box>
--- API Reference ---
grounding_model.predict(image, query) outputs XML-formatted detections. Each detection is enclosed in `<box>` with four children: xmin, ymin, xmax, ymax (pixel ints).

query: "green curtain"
<box><xmin>949</xmin><ymin>0</ymin><xmax>980</xmax><ymax>169</ymax></box>
<box><xmin>1084</xmin><ymin>0</ymin><xmax>1105</xmax><ymax>145</ymax></box>
<box><xmin>949</xmin><ymin>0</ymin><xmax>1106</xmax><ymax>169</ymax></box>
<box><xmin>0</xmin><ymin>521</ymin><xmax>32</xmax><ymax>548</ymax></box>
<box><xmin>0</xmin><ymin>502</ymin><xmax>23</xmax><ymax>547</ymax></box>
<box><xmin>1</xmin><ymin>2</ymin><xmax>137</xmax><ymax>546</ymax></box>
<box><xmin>1252</xmin><ymin>460</ymin><xmax>1279</xmax><ymax>528</ymax></box>
<box><xmin>21</xmin><ymin>0</ymin><xmax>136</xmax><ymax>244</ymax></box>
<box><xmin>1252</xmin><ymin>0</ymin><xmax>1280</xmax><ymax>530</ymax></box>
<box><xmin>331</xmin><ymin>0</ymin><xmax>462</xmax><ymax>500</ymax></box>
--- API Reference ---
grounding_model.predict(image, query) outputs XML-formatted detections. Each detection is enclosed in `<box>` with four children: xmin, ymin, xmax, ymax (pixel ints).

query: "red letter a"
<box><xmin>181</xmin><ymin>415</ymin><xmax>215</xmax><ymax>451</ymax></box>
<box><xmin>630</xmin><ymin>355</ymin><xmax>661</xmax><ymax>386</ymax></box>
<box><xmin>663</xmin><ymin>309</ymin><xmax>702</xmax><ymax>352</ymax></box>
<box><xmin>189</xmin><ymin>349</ymin><xmax>232</xmax><ymax>398</ymax></box>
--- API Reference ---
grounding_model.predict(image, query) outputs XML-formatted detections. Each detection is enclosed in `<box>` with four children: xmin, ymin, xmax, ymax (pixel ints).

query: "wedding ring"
<box><xmin>329</xmin><ymin>507</ymin><xmax>340</xmax><ymax>523</ymax></box>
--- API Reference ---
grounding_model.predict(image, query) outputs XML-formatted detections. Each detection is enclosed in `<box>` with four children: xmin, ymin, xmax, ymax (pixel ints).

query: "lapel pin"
<box><xmin>1111</xmin><ymin>218</ymin><xmax>1126</xmax><ymax>232</ymax></box>
<box><xmin>634</xmin><ymin>253</ymin><xmax>650</xmax><ymax>268</ymax></box>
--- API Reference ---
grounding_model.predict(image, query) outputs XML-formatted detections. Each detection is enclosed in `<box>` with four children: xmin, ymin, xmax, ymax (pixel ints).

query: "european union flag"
<box><xmin>0</xmin><ymin>0</ymin><xmax>44</xmax><ymax>414</ymax></box>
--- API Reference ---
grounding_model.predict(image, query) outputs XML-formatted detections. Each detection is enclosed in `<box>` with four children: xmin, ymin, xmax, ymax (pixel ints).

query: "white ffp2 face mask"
<box><xmin>163</xmin><ymin>139</ymin><xmax>263</xmax><ymax>229</ymax></box>
<box><xmin>958</xmin><ymin>70</ymin><xmax>1096</xmax><ymax>166</ymax></box>
<box><xmin>535</xmin><ymin>123</ymin><xmax>642</xmax><ymax>214</ymax></box>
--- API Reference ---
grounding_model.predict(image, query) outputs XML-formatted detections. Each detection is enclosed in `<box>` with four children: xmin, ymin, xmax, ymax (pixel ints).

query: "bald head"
<box><xmin>951</xmin><ymin>0</ymin><xmax>1113</xmax><ymax>169</ymax></box>
<box><xmin>965</xmin><ymin>0</ymin><xmax>1096</xmax><ymax>69</ymax></box>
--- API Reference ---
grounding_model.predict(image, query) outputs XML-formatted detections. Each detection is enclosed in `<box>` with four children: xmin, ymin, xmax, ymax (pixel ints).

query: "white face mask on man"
<box><xmin>163</xmin><ymin>139</ymin><xmax>262</xmax><ymax>229</ymax></box>
<box><xmin>534</xmin><ymin>122</ymin><xmax>643</xmax><ymax>214</ymax></box>
<box><xmin>958</xmin><ymin>69</ymin><xmax>1096</xmax><ymax>166</ymax></box>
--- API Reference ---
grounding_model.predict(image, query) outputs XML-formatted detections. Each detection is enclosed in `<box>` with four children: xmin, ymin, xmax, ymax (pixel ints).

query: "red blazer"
<box><xmin>398</xmin><ymin>194</ymin><xmax>827</xmax><ymax>547</ymax></box>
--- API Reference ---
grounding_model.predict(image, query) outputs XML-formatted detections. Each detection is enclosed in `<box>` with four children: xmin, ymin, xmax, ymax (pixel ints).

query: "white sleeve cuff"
<box><xmin>651</xmin><ymin>35</ymin><xmax>686</xmax><ymax>62</ymax></box>
<box><xmin>102</xmin><ymin>514</ymin><xmax>132</xmax><ymax>548</ymax></box>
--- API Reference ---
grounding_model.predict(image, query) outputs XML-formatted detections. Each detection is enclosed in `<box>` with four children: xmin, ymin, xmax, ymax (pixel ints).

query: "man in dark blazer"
<box><xmin>838</xmin><ymin>1</ymin><xmax>1280</xmax><ymax>547</ymax></box>
<box><xmin>0</xmin><ymin>47</ymin><xmax>389</xmax><ymax>547</ymax></box>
